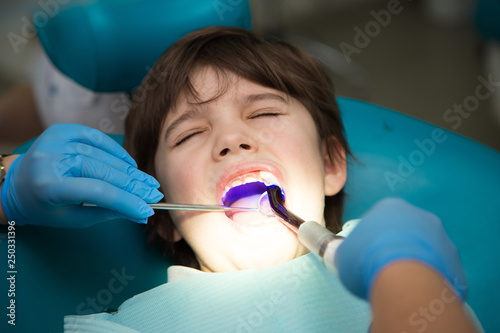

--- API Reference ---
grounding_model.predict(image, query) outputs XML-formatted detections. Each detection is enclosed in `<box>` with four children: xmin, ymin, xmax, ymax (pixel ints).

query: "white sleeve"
<box><xmin>30</xmin><ymin>49</ymin><xmax>130</xmax><ymax>134</ymax></box>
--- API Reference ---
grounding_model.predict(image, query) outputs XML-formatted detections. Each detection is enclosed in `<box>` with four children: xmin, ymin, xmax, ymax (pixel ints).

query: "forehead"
<box><xmin>171</xmin><ymin>66</ymin><xmax>287</xmax><ymax>115</ymax></box>
<box><xmin>188</xmin><ymin>66</ymin><xmax>228</xmax><ymax>101</ymax></box>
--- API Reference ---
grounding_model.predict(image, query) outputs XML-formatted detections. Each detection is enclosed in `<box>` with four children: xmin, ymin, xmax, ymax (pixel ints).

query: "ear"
<box><xmin>322</xmin><ymin>137</ymin><xmax>347</xmax><ymax>196</ymax></box>
<box><xmin>171</xmin><ymin>226</ymin><xmax>183</xmax><ymax>242</ymax></box>
<box><xmin>156</xmin><ymin>218</ymin><xmax>183</xmax><ymax>242</ymax></box>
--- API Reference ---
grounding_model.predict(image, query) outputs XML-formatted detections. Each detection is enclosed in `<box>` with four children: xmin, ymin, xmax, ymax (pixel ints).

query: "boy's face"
<box><xmin>155</xmin><ymin>67</ymin><xmax>346</xmax><ymax>272</ymax></box>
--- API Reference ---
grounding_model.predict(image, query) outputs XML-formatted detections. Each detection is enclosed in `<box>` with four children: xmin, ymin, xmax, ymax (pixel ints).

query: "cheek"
<box><xmin>282</xmin><ymin>118</ymin><xmax>323</xmax><ymax>168</ymax></box>
<box><xmin>165</xmin><ymin>168</ymin><xmax>191</xmax><ymax>201</ymax></box>
<box><xmin>279</xmin><ymin>116</ymin><xmax>326</xmax><ymax>197</ymax></box>
<box><xmin>156</xmin><ymin>149</ymin><xmax>210</xmax><ymax>204</ymax></box>
<box><xmin>155</xmin><ymin>148</ymin><xmax>187</xmax><ymax>201</ymax></box>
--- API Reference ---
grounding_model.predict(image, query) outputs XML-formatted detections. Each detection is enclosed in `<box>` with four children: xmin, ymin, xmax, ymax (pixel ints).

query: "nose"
<box><xmin>212</xmin><ymin>126</ymin><xmax>258</xmax><ymax>160</ymax></box>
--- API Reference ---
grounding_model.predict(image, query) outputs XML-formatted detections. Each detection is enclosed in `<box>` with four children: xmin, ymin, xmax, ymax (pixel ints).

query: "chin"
<box><xmin>236</xmin><ymin>243</ymin><xmax>308</xmax><ymax>271</ymax></box>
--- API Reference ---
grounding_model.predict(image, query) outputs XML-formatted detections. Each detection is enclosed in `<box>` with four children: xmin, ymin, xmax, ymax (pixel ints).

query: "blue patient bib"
<box><xmin>64</xmin><ymin>253</ymin><xmax>371</xmax><ymax>332</ymax></box>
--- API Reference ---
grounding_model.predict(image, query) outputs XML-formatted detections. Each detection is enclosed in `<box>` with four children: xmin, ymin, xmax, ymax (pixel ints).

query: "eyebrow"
<box><xmin>164</xmin><ymin>93</ymin><xmax>288</xmax><ymax>142</ymax></box>
<box><xmin>241</xmin><ymin>93</ymin><xmax>289</xmax><ymax>106</ymax></box>
<box><xmin>164</xmin><ymin>108</ymin><xmax>205</xmax><ymax>142</ymax></box>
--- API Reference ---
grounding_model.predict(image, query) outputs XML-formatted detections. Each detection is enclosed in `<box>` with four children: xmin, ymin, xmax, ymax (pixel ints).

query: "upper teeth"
<box><xmin>222</xmin><ymin>171</ymin><xmax>281</xmax><ymax>198</ymax></box>
<box><xmin>259</xmin><ymin>171</ymin><xmax>280</xmax><ymax>187</ymax></box>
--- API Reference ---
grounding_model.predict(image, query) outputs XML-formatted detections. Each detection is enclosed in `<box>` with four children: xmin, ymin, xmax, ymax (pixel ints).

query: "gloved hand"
<box><xmin>1</xmin><ymin>123</ymin><xmax>163</xmax><ymax>227</ymax></box>
<box><xmin>335</xmin><ymin>198</ymin><xmax>467</xmax><ymax>301</ymax></box>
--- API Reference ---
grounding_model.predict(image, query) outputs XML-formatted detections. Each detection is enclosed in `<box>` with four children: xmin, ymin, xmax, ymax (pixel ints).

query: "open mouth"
<box><xmin>221</xmin><ymin>171</ymin><xmax>283</xmax><ymax>224</ymax></box>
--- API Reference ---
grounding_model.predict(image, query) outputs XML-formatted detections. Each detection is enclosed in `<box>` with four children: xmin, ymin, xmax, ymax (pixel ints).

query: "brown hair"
<box><xmin>124</xmin><ymin>26</ymin><xmax>351</xmax><ymax>268</ymax></box>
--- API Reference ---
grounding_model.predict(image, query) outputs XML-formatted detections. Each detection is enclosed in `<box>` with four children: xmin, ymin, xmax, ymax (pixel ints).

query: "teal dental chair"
<box><xmin>1</xmin><ymin>97</ymin><xmax>499</xmax><ymax>332</ymax></box>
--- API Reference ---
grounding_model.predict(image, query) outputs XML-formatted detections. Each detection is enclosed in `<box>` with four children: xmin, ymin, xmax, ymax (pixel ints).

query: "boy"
<box><xmin>124</xmin><ymin>26</ymin><xmax>350</xmax><ymax>272</ymax></box>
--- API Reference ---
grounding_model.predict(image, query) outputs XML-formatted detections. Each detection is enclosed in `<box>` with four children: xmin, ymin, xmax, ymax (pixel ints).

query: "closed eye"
<box><xmin>249</xmin><ymin>111</ymin><xmax>283</xmax><ymax>119</ymax></box>
<box><xmin>175</xmin><ymin>130</ymin><xmax>205</xmax><ymax>146</ymax></box>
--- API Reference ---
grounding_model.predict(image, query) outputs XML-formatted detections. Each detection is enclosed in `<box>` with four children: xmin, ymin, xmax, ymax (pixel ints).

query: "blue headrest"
<box><xmin>35</xmin><ymin>0</ymin><xmax>252</xmax><ymax>92</ymax></box>
<box><xmin>1</xmin><ymin>97</ymin><xmax>499</xmax><ymax>332</ymax></box>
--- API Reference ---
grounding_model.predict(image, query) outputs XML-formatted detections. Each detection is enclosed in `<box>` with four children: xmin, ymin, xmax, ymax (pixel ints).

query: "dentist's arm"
<box><xmin>370</xmin><ymin>261</ymin><xmax>477</xmax><ymax>333</ymax></box>
<box><xmin>335</xmin><ymin>198</ymin><xmax>479</xmax><ymax>333</ymax></box>
<box><xmin>0</xmin><ymin>123</ymin><xmax>163</xmax><ymax>227</ymax></box>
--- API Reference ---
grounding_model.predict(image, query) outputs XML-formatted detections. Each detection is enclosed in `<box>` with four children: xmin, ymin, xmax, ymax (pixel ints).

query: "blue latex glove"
<box><xmin>335</xmin><ymin>198</ymin><xmax>467</xmax><ymax>301</ymax></box>
<box><xmin>1</xmin><ymin>124</ymin><xmax>163</xmax><ymax>227</ymax></box>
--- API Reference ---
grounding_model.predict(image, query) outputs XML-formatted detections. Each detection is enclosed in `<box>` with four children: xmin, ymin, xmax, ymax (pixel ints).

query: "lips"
<box><xmin>216</xmin><ymin>163</ymin><xmax>284</xmax><ymax>206</ymax></box>
<box><xmin>216</xmin><ymin>163</ymin><xmax>285</xmax><ymax>228</ymax></box>
<box><xmin>221</xmin><ymin>171</ymin><xmax>282</xmax><ymax>207</ymax></box>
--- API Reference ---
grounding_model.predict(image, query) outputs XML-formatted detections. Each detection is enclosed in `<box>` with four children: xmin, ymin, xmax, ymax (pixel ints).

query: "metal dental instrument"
<box><xmin>147</xmin><ymin>203</ymin><xmax>258</xmax><ymax>212</ymax></box>
<box><xmin>266</xmin><ymin>185</ymin><xmax>344</xmax><ymax>274</ymax></box>
<box><xmin>82</xmin><ymin>202</ymin><xmax>259</xmax><ymax>213</ymax></box>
